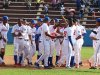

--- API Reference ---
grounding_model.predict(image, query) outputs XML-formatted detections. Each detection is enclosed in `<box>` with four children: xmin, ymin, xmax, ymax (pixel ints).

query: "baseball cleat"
<box><xmin>34</xmin><ymin>62</ymin><xmax>40</xmax><ymax>68</ymax></box>
<box><xmin>89</xmin><ymin>67</ymin><xmax>97</xmax><ymax>69</ymax></box>
<box><xmin>49</xmin><ymin>64</ymin><xmax>55</xmax><ymax>68</ymax></box>
<box><xmin>79</xmin><ymin>62</ymin><xmax>83</xmax><ymax>66</ymax></box>
<box><xmin>44</xmin><ymin>66</ymin><xmax>52</xmax><ymax>69</ymax></box>
<box><xmin>28</xmin><ymin>62</ymin><xmax>33</xmax><ymax>65</ymax></box>
<box><xmin>66</xmin><ymin>66</ymin><xmax>71</xmax><ymax>69</ymax></box>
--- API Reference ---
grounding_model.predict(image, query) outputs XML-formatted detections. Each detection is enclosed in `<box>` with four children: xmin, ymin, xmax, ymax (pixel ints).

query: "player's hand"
<box><xmin>51</xmin><ymin>36</ymin><xmax>56</xmax><ymax>39</ymax></box>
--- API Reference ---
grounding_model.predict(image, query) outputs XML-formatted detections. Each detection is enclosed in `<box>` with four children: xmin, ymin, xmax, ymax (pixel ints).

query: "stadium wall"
<box><xmin>7</xmin><ymin>28</ymin><xmax>93</xmax><ymax>46</ymax></box>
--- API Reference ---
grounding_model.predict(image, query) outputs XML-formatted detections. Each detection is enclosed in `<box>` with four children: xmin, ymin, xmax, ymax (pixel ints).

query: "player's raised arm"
<box><xmin>62</xmin><ymin>15</ymin><xmax>68</xmax><ymax>26</ymax></box>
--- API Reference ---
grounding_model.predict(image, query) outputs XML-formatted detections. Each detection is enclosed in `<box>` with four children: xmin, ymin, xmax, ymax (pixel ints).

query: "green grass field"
<box><xmin>0</xmin><ymin>45</ymin><xmax>99</xmax><ymax>75</ymax></box>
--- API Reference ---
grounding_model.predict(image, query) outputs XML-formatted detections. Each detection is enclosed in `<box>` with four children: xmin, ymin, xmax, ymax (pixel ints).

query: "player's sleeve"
<box><xmin>90</xmin><ymin>29</ymin><xmax>97</xmax><ymax>38</ymax></box>
<box><xmin>90</xmin><ymin>32</ymin><xmax>96</xmax><ymax>38</ymax></box>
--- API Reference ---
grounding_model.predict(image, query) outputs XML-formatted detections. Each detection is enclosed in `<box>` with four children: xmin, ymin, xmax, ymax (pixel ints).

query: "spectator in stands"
<box><xmin>79</xmin><ymin>1</ymin><xmax>85</xmax><ymax>19</ymax></box>
<box><xmin>11</xmin><ymin>0</ymin><xmax>17</xmax><ymax>1</ymax></box>
<box><xmin>25</xmin><ymin>0</ymin><xmax>32</xmax><ymax>10</ymax></box>
<box><xmin>76</xmin><ymin>0</ymin><xmax>81</xmax><ymax>11</ymax></box>
<box><xmin>92</xmin><ymin>0</ymin><xmax>98</xmax><ymax>7</ymax></box>
<box><xmin>52</xmin><ymin>0</ymin><xmax>57</xmax><ymax>9</ymax></box>
<box><xmin>98</xmin><ymin>0</ymin><xmax>100</xmax><ymax>12</ymax></box>
<box><xmin>60</xmin><ymin>5</ymin><xmax>65</xmax><ymax>15</ymax></box>
<box><xmin>81</xmin><ymin>1</ymin><xmax>85</xmax><ymax>12</ymax></box>
<box><xmin>35</xmin><ymin>0</ymin><xmax>41</xmax><ymax>9</ymax></box>
<box><xmin>89</xmin><ymin>5</ymin><xmax>94</xmax><ymax>16</ymax></box>
<box><xmin>64</xmin><ymin>8</ymin><xmax>70</xmax><ymax>16</ymax></box>
<box><xmin>43</xmin><ymin>3</ymin><xmax>49</xmax><ymax>15</ymax></box>
<box><xmin>3</xmin><ymin>0</ymin><xmax>10</xmax><ymax>9</ymax></box>
<box><xmin>56</xmin><ymin>0</ymin><xmax>62</xmax><ymax>10</ymax></box>
<box><xmin>82</xmin><ymin>0</ymin><xmax>89</xmax><ymax>6</ymax></box>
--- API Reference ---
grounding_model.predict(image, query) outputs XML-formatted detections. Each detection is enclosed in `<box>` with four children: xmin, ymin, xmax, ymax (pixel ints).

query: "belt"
<box><xmin>24</xmin><ymin>39</ymin><xmax>29</xmax><ymax>41</ymax></box>
<box><xmin>64</xmin><ymin>39</ymin><xmax>68</xmax><ymax>40</ymax></box>
<box><xmin>39</xmin><ymin>41</ymin><xmax>41</xmax><ymax>43</ymax></box>
<box><xmin>18</xmin><ymin>38</ymin><xmax>23</xmax><ymax>39</ymax></box>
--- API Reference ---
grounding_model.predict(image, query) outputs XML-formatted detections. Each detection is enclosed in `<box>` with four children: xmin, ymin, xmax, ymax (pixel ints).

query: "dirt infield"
<box><xmin>1</xmin><ymin>55</ymin><xmax>90</xmax><ymax>69</ymax></box>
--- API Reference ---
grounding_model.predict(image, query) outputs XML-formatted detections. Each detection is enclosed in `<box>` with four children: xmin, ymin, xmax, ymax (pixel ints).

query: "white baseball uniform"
<box><xmin>93</xmin><ymin>26</ymin><xmax>100</xmax><ymax>67</ymax></box>
<box><xmin>16</xmin><ymin>25</ymin><xmax>25</xmax><ymax>65</ymax></box>
<box><xmin>37</xmin><ymin>26</ymin><xmax>44</xmax><ymax>56</ymax></box>
<box><xmin>58</xmin><ymin>26</ymin><xmax>72</xmax><ymax>67</ymax></box>
<box><xmin>49</xmin><ymin>25</ymin><xmax>56</xmax><ymax>57</ymax></box>
<box><xmin>11</xmin><ymin>24</ymin><xmax>21</xmax><ymax>64</ymax></box>
<box><xmin>20</xmin><ymin>25</ymin><xmax>32</xmax><ymax>64</ymax></box>
<box><xmin>11</xmin><ymin>24</ymin><xmax>20</xmax><ymax>56</ymax></box>
<box><xmin>29</xmin><ymin>27</ymin><xmax>36</xmax><ymax>63</ymax></box>
<box><xmin>55</xmin><ymin>27</ymin><xmax>63</xmax><ymax>57</ymax></box>
<box><xmin>0</xmin><ymin>22</ymin><xmax>9</xmax><ymax>49</ymax></box>
<box><xmin>36</xmin><ymin>23</ymin><xmax>50</xmax><ymax>66</ymax></box>
<box><xmin>73</xmin><ymin>25</ymin><xmax>82</xmax><ymax>67</ymax></box>
<box><xmin>78</xmin><ymin>25</ymin><xmax>86</xmax><ymax>62</ymax></box>
<box><xmin>89</xmin><ymin>28</ymin><xmax>98</xmax><ymax>66</ymax></box>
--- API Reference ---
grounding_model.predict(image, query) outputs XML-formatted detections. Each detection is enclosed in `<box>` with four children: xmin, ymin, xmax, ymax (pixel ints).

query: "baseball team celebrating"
<box><xmin>0</xmin><ymin>13</ymin><xmax>100</xmax><ymax>69</ymax></box>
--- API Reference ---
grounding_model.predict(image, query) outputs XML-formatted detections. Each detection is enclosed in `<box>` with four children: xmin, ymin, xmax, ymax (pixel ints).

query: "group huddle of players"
<box><xmin>0</xmin><ymin>15</ymin><xmax>87</xmax><ymax>69</ymax></box>
<box><xmin>1</xmin><ymin>15</ymin><xmax>100</xmax><ymax>69</ymax></box>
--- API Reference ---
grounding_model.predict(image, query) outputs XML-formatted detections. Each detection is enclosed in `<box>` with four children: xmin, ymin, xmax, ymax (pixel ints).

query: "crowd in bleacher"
<box><xmin>1</xmin><ymin>0</ymin><xmax>100</xmax><ymax>21</ymax></box>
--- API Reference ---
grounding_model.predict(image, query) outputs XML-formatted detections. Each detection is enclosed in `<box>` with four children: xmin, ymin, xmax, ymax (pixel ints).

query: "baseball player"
<box><xmin>57</xmin><ymin>16</ymin><xmax>74</xmax><ymax>68</ymax></box>
<box><xmin>78</xmin><ymin>21</ymin><xmax>86</xmax><ymax>65</ymax></box>
<box><xmin>13</xmin><ymin>19</ymin><xmax>25</xmax><ymax>66</ymax></box>
<box><xmin>29</xmin><ymin>20</ymin><xmax>36</xmax><ymax>65</ymax></box>
<box><xmin>61</xmin><ymin>18</ymin><xmax>81</xmax><ymax>68</ymax></box>
<box><xmin>89</xmin><ymin>27</ymin><xmax>98</xmax><ymax>68</ymax></box>
<box><xmin>73</xmin><ymin>19</ymin><xmax>82</xmax><ymax>68</ymax></box>
<box><xmin>11</xmin><ymin>19</ymin><xmax>23</xmax><ymax>65</ymax></box>
<box><xmin>89</xmin><ymin>18</ymin><xmax>100</xmax><ymax>69</ymax></box>
<box><xmin>0</xmin><ymin>16</ymin><xmax>9</xmax><ymax>62</ymax></box>
<box><xmin>0</xmin><ymin>31</ymin><xmax>4</xmax><ymax>65</ymax></box>
<box><xmin>20</xmin><ymin>19</ymin><xmax>32</xmax><ymax>66</ymax></box>
<box><xmin>34</xmin><ymin>17</ymin><xmax>56</xmax><ymax>69</ymax></box>
<box><xmin>54</xmin><ymin>18</ymin><xmax>62</xmax><ymax>65</ymax></box>
<box><xmin>36</xmin><ymin>18</ymin><xmax>43</xmax><ymax>60</ymax></box>
<box><xmin>48</xmin><ymin>19</ymin><xmax>58</xmax><ymax>67</ymax></box>
<box><xmin>60</xmin><ymin>18</ymin><xmax>76</xmax><ymax>68</ymax></box>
